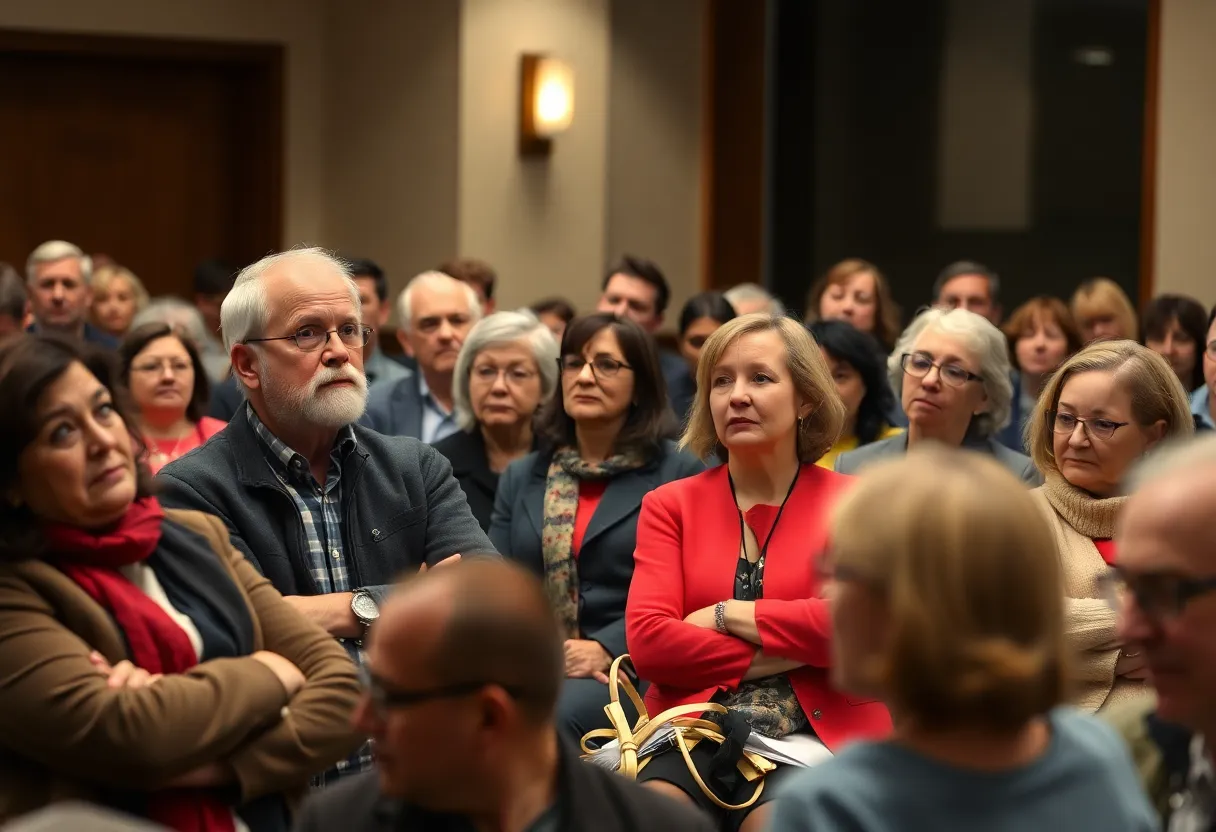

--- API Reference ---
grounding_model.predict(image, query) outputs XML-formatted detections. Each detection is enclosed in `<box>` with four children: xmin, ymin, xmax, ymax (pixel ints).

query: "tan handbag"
<box><xmin>581</xmin><ymin>655</ymin><xmax>776</xmax><ymax>811</ymax></box>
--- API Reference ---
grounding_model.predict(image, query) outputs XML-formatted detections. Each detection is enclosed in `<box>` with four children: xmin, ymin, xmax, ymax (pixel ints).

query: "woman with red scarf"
<box><xmin>0</xmin><ymin>334</ymin><xmax>362</xmax><ymax>831</ymax></box>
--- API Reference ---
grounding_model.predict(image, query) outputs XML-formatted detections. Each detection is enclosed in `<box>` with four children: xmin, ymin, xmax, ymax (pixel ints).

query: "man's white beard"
<box><xmin>262</xmin><ymin>364</ymin><xmax>368</xmax><ymax>433</ymax></box>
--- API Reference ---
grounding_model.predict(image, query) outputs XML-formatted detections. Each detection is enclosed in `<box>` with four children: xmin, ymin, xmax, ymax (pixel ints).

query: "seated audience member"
<box><xmin>364</xmin><ymin>272</ymin><xmax>482</xmax><ymax>442</ymax></box>
<box><xmin>835</xmin><ymin>308</ymin><xmax>1040</xmax><ymax>483</ymax></box>
<box><xmin>1191</xmin><ymin>305</ymin><xmax>1216</xmax><ymax>431</ymax></box>
<box><xmin>0</xmin><ymin>334</ymin><xmax>361</xmax><ymax>829</ymax></box>
<box><xmin>346</xmin><ymin>256</ymin><xmax>410</xmax><ymax>391</ymax></box>
<box><xmin>1142</xmin><ymin>293</ymin><xmax>1208</xmax><ymax>393</ymax></box>
<box><xmin>293</xmin><ymin>559</ymin><xmax>713</xmax><ymax>832</ymax></box>
<box><xmin>119</xmin><ymin>323</ymin><xmax>226</xmax><ymax>473</ymax></box>
<box><xmin>808</xmin><ymin>319</ymin><xmax>902</xmax><ymax>469</ymax></box>
<box><xmin>193</xmin><ymin>258</ymin><xmax>237</xmax><ymax>376</ymax></box>
<box><xmin>595</xmin><ymin>255</ymin><xmax>690</xmax><ymax>399</ymax></box>
<box><xmin>1025</xmin><ymin>340</ymin><xmax>1193</xmax><ymax>713</ymax></box>
<box><xmin>932</xmin><ymin>260</ymin><xmax>1002</xmax><ymax>324</ymax></box>
<box><xmin>0</xmin><ymin>262</ymin><xmax>25</xmax><ymax>339</ymax></box>
<box><xmin>24</xmin><ymin>240</ymin><xmax>117</xmax><ymax>348</ymax></box>
<box><xmin>770</xmin><ymin>447</ymin><xmax>1157</xmax><ymax>832</ymax></box>
<box><xmin>626</xmin><ymin>313</ymin><xmax>892</xmax><ymax>831</ymax></box>
<box><xmin>132</xmin><ymin>296</ymin><xmax>231</xmax><ymax>385</ymax></box>
<box><xmin>1072</xmin><ymin>277</ymin><xmax>1139</xmax><ymax>344</ymax></box>
<box><xmin>157</xmin><ymin>249</ymin><xmax>494</xmax><ymax>779</ymax></box>
<box><xmin>433</xmin><ymin>311</ymin><xmax>558</xmax><ymax>531</ymax></box>
<box><xmin>438</xmin><ymin>256</ymin><xmax>497</xmax><ymax>314</ymax></box>
<box><xmin>723</xmin><ymin>282</ymin><xmax>783</xmax><ymax>317</ymax></box>
<box><xmin>491</xmin><ymin>313</ymin><xmax>703</xmax><ymax>743</ymax></box>
<box><xmin>90</xmin><ymin>264</ymin><xmax>148</xmax><ymax>340</ymax></box>
<box><xmin>999</xmin><ymin>296</ymin><xmax>1083</xmax><ymax>452</ymax></box>
<box><xmin>1104</xmin><ymin>435</ymin><xmax>1216</xmax><ymax>829</ymax></box>
<box><xmin>805</xmin><ymin>258</ymin><xmax>902</xmax><ymax>352</ymax></box>
<box><xmin>530</xmin><ymin>296</ymin><xmax>576</xmax><ymax>343</ymax></box>
<box><xmin>672</xmin><ymin>291</ymin><xmax>738</xmax><ymax>422</ymax></box>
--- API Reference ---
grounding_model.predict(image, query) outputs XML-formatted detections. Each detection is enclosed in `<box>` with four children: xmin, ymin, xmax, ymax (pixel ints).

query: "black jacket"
<box><xmin>431</xmin><ymin>429</ymin><xmax>505</xmax><ymax>533</ymax></box>
<box><xmin>292</xmin><ymin>741</ymin><xmax>714</xmax><ymax>832</ymax></box>
<box><xmin>157</xmin><ymin>406</ymin><xmax>495</xmax><ymax>606</ymax></box>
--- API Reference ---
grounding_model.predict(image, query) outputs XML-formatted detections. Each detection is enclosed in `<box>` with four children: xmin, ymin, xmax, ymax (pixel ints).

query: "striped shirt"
<box><xmin>247</xmin><ymin>405</ymin><xmax>373</xmax><ymax>782</ymax></box>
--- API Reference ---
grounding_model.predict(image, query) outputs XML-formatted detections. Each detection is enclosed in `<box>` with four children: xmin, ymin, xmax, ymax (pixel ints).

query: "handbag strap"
<box><xmin>674</xmin><ymin>727</ymin><xmax>766</xmax><ymax>811</ymax></box>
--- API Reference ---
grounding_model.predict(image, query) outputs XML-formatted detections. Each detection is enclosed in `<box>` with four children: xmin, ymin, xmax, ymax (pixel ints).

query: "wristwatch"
<box><xmin>351</xmin><ymin>589</ymin><xmax>380</xmax><ymax>645</ymax></box>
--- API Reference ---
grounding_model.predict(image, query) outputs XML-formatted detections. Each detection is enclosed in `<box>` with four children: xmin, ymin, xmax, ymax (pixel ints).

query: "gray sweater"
<box><xmin>769</xmin><ymin>707</ymin><xmax>1157</xmax><ymax>832</ymax></box>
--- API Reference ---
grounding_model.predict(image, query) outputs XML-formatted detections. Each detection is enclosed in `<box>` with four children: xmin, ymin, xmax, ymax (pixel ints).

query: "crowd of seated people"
<box><xmin>2</xmin><ymin>236</ymin><xmax>1216</xmax><ymax>832</ymax></box>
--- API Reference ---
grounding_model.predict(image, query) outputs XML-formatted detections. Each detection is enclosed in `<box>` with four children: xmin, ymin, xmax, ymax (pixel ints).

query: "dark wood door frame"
<box><xmin>1138</xmin><ymin>0</ymin><xmax>1161</xmax><ymax>307</ymax></box>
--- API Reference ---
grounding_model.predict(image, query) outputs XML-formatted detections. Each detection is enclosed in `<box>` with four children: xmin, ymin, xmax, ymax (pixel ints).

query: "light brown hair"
<box><xmin>830</xmin><ymin>445</ymin><xmax>1070</xmax><ymax>731</ymax></box>
<box><xmin>1071</xmin><ymin>277</ymin><xmax>1138</xmax><ymax>342</ymax></box>
<box><xmin>438</xmin><ymin>257</ymin><xmax>497</xmax><ymax>302</ymax></box>
<box><xmin>680</xmin><ymin>313</ymin><xmax>845</xmax><ymax>462</ymax></box>
<box><xmin>1024</xmin><ymin>339</ymin><xmax>1195</xmax><ymax>478</ymax></box>
<box><xmin>804</xmin><ymin>258</ymin><xmax>902</xmax><ymax>352</ymax></box>
<box><xmin>1001</xmin><ymin>296</ymin><xmax>1083</xmax><ymax>368</ymax></box>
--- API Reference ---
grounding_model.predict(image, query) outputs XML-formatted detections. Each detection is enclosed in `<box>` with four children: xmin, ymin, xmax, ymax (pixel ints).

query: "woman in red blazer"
<box><xmin>626</xmin><ymin>313</ymin><xmax>891</xmax><ymax>832</ymax></box>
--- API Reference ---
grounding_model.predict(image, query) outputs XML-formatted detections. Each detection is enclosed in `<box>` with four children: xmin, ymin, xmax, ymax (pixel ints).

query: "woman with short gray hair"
<box><xmin>835</xmin><ymin>307</ymin><xmax>1040</xmax><ymax>483</ymax></box>
<box><xmin>432</xmin><ymin>311</ymin><xmax>559</xmax><ymax>530</ymax></box>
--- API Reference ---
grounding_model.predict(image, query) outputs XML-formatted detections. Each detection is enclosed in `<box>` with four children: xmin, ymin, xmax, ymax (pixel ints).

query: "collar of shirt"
<box><xmin>246</xmin><ymin>403</ymin><xmax>358</xmax><ymax>488</ymax></box>
<box><xmin>1191</xmin><ymin>385</ymin><xmax>1214</xmax><ymax>430</ymax></box>
<box><xmin>417</xmin><ymin>372</ymin><xmax>452</xmax><ymax>416</ymax></box>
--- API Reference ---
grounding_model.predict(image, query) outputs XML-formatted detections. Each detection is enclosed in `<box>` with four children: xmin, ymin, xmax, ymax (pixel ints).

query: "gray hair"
<box><xmin>396</xmin><ymin>270</ymin><xmax>483</xmax><ymax>332</ymax></box>
<box><xmin>221</xmin><ymin>247</ymin><xmax>358</xmax><ymax>352</ymax></box>
<box><xmin>452</xmin><ymin>310</ymin><xmax>559</xmax><ymax>431</ymax></box>
<box><xmin>724</xmin><ymin>282</ymin><xmax>784</xmax><ymax>315</ymax></box>
<box><xmin>1128</xmin><ymin>434</ymin><xmax>1216</xmax><ymax>492</ymax></box>
<box><xmin>26</xmin><ymin>240</ymin><xmax>92</xmax><ymax>286</ymax></box>
<box><xmin>0</xmin><ymin>262</ymin><xmax>24</xmax><ymax>320</ymax></box>
<box><xmin>130</xmin><ymin>297</ymin><xmax>209</xmax><ymax>347</ymax></box>
<box><xmin>888</xmin><ymin>307</ymin><xmax>1014</xmax><ymax>437</ymax></box>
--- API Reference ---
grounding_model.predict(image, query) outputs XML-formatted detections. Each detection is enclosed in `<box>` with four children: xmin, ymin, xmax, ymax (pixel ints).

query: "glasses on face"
<box><xmin>471</xmin><ymin>364</ymin><xmax>538</xmax><ymax>385</ymax></box>
<box><xmin>1098</xmin><ymin>566</ymin><xmax>1216</xmax><ymax>622</ymax></box>
<box><xmin>1049</xmin><ymin>411</ymin><xmax>1129</xmax><ymax>441</ymax></box>
<box><xmin>132</xmin><ymin>359</ymin><xmax>193</xmax><ymax>375</ymax></box>
<box><xmin>560</xmin><ymin>355</ymin><xmax>632</xmax><ymax>378</ymax></box>
<box><xmin>1206</xmin><ymin>339</ymin><xmax>1216</xmax><ymax>359</ymax></box>
<box><xmin>358</xmin><ymin>665</ymin><xmax>526</xmax><ymax>714</ymax></box>
<box><xmin>900</xmin><ymin>353</ymin><xmax>983</xmax><ymax>388</ymax></box>
<box><xmin>244</xmin><ymin>323</ymin><xmax>372</xmax><ymax>352</ymax></box>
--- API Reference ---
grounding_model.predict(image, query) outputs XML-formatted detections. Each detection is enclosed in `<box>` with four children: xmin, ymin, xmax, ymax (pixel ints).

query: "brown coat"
<box><xmin>0</xmin><ymin>508</ymin><xmax>363</xmax><ymax>822</ymax></box>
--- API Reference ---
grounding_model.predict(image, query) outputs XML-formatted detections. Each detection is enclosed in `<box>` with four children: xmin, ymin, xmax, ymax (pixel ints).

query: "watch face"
<box><xmin>352</xmin><ymin>593</ymin><xmax>380</xmax><ymax>621</ymax></box>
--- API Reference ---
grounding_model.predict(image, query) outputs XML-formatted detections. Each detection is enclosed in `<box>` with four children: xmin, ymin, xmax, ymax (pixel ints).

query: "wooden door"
<box><xmin>0</xmin><ymin>31</ymin><xmax>283</xmax><ymax>296</ymax></box>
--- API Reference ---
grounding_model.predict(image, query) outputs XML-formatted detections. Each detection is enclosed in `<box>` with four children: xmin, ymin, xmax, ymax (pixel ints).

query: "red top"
<box><xmin>145</xmin><ymin>417</ymin><xmax>227</xmax><ymax>474</ymax></box>
<box><xmin>1093</xmin><ymin>538</ymin><xmax>1117</xmax><ymax>566</ymax></box>
<box><xmin>625</xmin><ymin>464</ymin><xmax>892</xmax><ymax>751</ymax></box>
<box><xmin>573</xmin><ymin>480</ymin><xmax>608</xmax><ymax>557</ymax></box>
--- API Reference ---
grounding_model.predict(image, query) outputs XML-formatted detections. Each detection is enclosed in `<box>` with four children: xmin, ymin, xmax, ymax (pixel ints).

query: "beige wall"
<box><xmin>0</xmin><ymin>0</ymin><xmax>329</xmax><ymax>245</ymax></box>
<box><xmin>1154</xmin><ymin>0</ymin><xmax>1216</xmax><ymax>308</ymax></box>
<box><xmin>323</xmin><ymin>0</ymin><xmax>460</xmax><ymax>305</ymax></box>
<box><xmin>607</xmin><ymin>0</ymin><xmax>706</xmax><ymax>327</ymax></box>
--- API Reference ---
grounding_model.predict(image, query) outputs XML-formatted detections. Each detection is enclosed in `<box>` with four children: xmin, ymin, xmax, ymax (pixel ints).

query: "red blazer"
<box><xmin>626</xmin><ymin>463</ymin><xmax>891</xmax><ymax>751</ymax></box>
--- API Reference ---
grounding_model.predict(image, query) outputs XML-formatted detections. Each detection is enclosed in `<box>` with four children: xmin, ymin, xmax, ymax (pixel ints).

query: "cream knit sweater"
<box><xmin>1032</xmin><ymin>474</ymin><xmax>1151</xmax><ymax>713</ymax></box>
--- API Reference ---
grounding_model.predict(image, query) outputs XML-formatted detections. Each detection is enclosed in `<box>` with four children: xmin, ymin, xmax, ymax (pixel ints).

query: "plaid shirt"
<box><xmin>248</xmin><ymin>405</ymin><xmax>374</xmax><ymax>783</ymax></box>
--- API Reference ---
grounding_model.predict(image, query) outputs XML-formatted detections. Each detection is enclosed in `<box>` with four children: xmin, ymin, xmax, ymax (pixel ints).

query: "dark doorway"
<box><xmin>0</xmin><ymin>30</ymin><xmax>283</xmax><ymax>296</ymax></box>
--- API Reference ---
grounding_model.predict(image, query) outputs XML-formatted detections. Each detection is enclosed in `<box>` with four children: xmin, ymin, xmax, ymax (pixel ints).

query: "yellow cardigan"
<box><xmin>817</xmin><ymin>425</ymin><xmax>905</xmax><ymax>470</ymax></box>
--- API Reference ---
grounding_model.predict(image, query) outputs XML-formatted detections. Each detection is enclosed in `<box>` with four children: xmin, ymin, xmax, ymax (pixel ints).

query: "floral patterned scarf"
<box><xmin>541</xmin><ymin>447</ymin><xmax>648</xmax><ymax>638</ymax></box>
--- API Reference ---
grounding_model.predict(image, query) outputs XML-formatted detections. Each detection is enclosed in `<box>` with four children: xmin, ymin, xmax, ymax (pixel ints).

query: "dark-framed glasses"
<box><xmin>559</xmin><ymin>355</ymin><xmax>632</xmax><ymax>378</ymax></box>
<box><xmin>1049</xmin><ymin>411</ymin><xmax>1129</xmax><ymax>440</ymax></box>
<box><xmin>1206</xmin><ymin>339</ymin><xmax>1216</xmax><ymax>360</ymax></box>
<box><xmin>244</xmin><ymin>323</ymin><xmax>372</xmax><ymax>352</ymax></box>
<box><xmin>358</xmin><ymin>665</ymin><xmax>528</xmax><ymax>713</ymax></box>
<box><xmin>899</xmin><ymin>353</ymin><xmax>983</xmax><ymax>388</ymax></box>
<box><xmin>1098</xmin><ymin>565</ymin><xmax>1216</xmax><ymax>621</ymax></box>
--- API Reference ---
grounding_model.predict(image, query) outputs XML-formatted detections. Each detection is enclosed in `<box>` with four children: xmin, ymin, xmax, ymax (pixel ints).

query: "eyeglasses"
<box><xmin>559</xmin><ymin>355</ymin><xmax>632</xmax><ymax>378</ymax></box>
<box><xmin>1049</xmin><ymin>411</ymin><xmax>1129</xmax><ymax>441</ymax></box>
<box><xmin>1099</xmin><ymin>566</ymin><xmax>1216</xmax><ymax>621</ymax></box>
<box><xmin>358</xmin><ymin>665</ymin><xmax>527</xmax><ymax>714</ymax></box>
<box><xmin>900</xmin><ymin>353</ymin><xmax>983</xmax><ymax>388</ymax></box>
<box><xmin>131</xmin><ymin>359</ymin><xmax>194</xmax><ymax>375</ymax></box>
<box><xmin>244</xmin><ymin>323</ymin><xmax>372</xmax><ymax>352</ymax></box>
<box><xmin>471</xmin><ymin>365</ymin><xmax>538</xmax><ymax>385</ymax></box>
<box><xmin>1206</xmin><ymin>339</ymin><xmax>1216</xmax><ymax>359</ymax></box>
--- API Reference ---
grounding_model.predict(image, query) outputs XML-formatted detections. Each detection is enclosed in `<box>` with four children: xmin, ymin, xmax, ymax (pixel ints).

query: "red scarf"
<box><xmin>46</xmin><ymin>497</ymin><xmax>236</xmax><ymax>832</ymax></box>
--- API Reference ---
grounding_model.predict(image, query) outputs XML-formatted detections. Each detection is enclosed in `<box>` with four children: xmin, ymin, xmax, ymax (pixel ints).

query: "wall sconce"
<box><xmin>519</xmin><ymin>54</ymin><xmax>574</xmax><ymax>157</ymax></box>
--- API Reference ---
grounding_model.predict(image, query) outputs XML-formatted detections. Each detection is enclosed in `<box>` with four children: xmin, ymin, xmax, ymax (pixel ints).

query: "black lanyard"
<box><xmin>728</xmin><ymin>466</ymin><xmax>801</xmax><ymax>600</ymax></box>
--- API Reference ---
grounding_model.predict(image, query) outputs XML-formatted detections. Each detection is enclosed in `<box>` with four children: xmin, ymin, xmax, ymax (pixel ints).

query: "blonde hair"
<box><xmin>1025</xmin><ymin>339</ymin><xmax>1195</xmax><ymax>478</ymax></box>
<box><xmin>91</xmin><ymin>265</ymin><xmax>149</xmax><ymax>311</ymax></box>
<box><xmin>680</xmin><ymin>313</ymin><xmax>845</xmax><ymax>462</ymax></box>
<box><xmin>804</xmin><ymin>258</ymin><xmax>902</xmax><ymax>352</ymax></box>
<box><xmin>831</xmin><ymin>445</ymin><xmax>1069</xmax><ymax>731</ymax></box>
<box><xmin>1071</xmin><ymin>277</ymin><xmax>1139</xmax><ymax>342</ymax></box>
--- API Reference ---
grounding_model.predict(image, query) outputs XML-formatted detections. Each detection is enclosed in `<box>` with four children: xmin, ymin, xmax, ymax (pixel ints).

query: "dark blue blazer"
<box><xmin>362</xmin><ymin>370</ymin><xmax>426</xmax><ymax>439</ymax></box>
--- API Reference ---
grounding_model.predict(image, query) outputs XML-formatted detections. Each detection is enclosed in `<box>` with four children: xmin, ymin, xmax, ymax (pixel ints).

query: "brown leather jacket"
<box><xmin>0</xmin><ymin>508</ymin><xmax>363</xmax><ymax>822</ymax></box>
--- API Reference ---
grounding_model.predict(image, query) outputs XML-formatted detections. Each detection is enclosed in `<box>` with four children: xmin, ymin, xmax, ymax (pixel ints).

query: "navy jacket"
<box><xmin>362</xmin><ymin>370</ymin><xmax>427</xmax><ymax>439</ymax></box>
